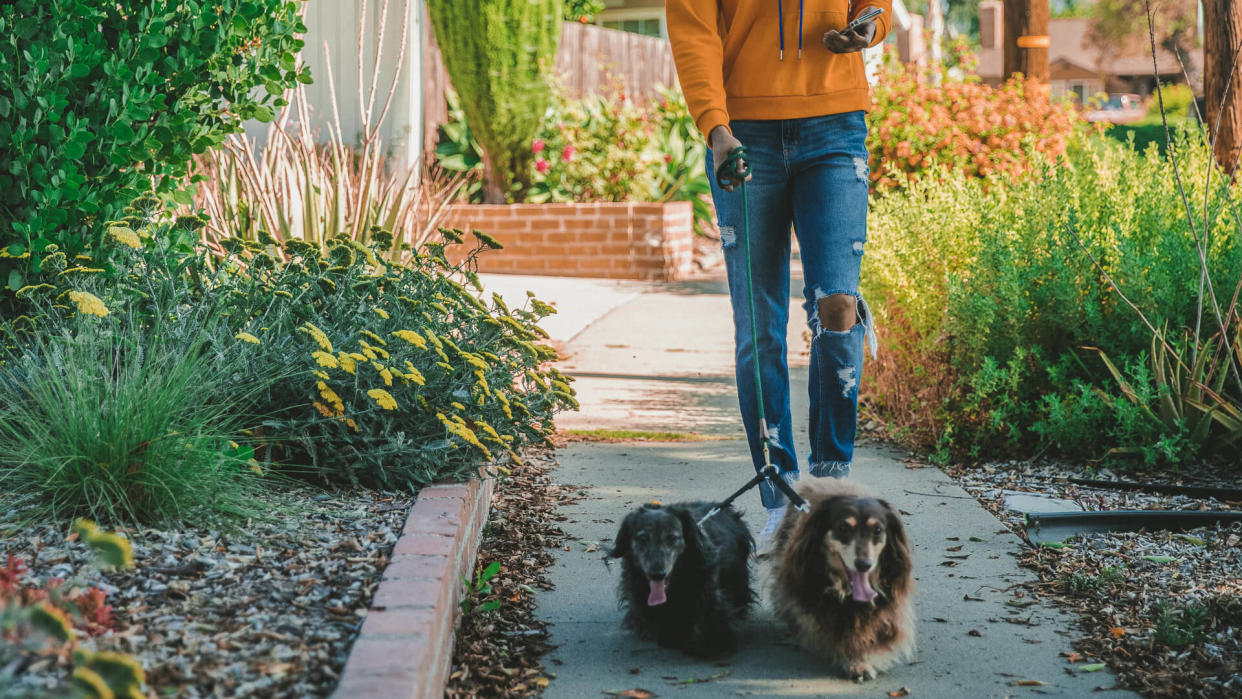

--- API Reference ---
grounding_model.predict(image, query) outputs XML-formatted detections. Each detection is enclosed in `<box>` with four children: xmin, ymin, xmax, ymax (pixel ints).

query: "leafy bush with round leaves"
<box><xmin>0</xmin><ymin>0</ymin><xmax>310</xmax><ymax>295</ymax></box>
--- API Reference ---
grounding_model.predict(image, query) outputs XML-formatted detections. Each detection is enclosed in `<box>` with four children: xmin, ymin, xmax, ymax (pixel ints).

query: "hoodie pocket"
<box><xmin>724</xmin><ymin>11</ymin><xmax>861</xmax><ymax>99</ymax></box>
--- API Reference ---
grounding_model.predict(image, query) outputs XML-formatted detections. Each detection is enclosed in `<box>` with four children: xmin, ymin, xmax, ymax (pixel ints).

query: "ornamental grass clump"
<box><xmin>0</xmin><ymin>221</ymin><xmax>278</xmax><ymax>526</ymax></box>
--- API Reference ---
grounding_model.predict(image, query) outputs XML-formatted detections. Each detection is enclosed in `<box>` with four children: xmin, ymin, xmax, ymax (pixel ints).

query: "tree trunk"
<box><xmin>1002</xmin><ymin>0</ymin><xmax>1050</xmax><ymax>83</ymax></box>
<box><xmin>1203</xmin><ymin>0</ymin><xmax>1242</xmax><ymax>178</ymax></box>
<box><xmin>480</xmin><ymin>151</ymin><xmax>508</xmax><ymax>204</ymax></box>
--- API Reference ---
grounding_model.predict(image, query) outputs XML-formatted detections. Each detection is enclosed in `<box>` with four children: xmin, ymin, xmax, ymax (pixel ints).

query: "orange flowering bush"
<box><xmin>868</xmin><ymin>59</ymin><xmax>1082</xmax><ymax>190</ymax></box>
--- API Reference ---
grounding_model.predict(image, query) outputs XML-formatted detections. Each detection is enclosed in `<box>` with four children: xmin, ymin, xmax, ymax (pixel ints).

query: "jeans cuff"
<box><xmin>759</xmin><ymin>470</ymin><xmax>799</xmax><ymax>509</ymax></box>
<box><xmin>809</xmin><ymin>460</ymin><xmax>851</xmax><ymax>478</ymax></box>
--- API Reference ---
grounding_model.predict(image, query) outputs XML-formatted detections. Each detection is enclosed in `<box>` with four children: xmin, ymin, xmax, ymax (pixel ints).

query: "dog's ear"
<box><xmin>877</xmin><ymin>500</ymin><xmax>912</xmax><ymax>594</ymax></box>
<box><xmin>780</xmin><ymin>497</ymin><xmax>840</xmax><ymax>588</ymax></box>
<box><xmin>668</xmin><ymin>506</ymin><xmax>709</xmax><ymax>561</ymax></box>
<box><xmin>608</xmin><ymin>510</ymin><xmax>638</xmax><ymax>559</ymax></box>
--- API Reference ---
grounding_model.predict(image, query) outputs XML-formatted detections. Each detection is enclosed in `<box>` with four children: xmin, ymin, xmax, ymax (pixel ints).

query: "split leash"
<box><xmin>699</xmin><ymin>146</ymin><xmax>809</xmax><ymax>528</ymax></box>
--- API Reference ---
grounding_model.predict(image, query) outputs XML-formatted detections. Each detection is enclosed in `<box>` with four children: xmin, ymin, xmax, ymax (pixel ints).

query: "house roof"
<box><xmin>1049</xmin><ymin>17</ymin><xmax>1201</xmax><ymax>78</ymax></box>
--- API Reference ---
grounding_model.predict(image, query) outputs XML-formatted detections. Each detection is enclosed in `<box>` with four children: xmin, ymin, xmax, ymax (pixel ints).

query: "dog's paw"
<box><xmin>847</xmin><ymin>664</ymin><xmax>877</xmax><ymax>682</ymax></box>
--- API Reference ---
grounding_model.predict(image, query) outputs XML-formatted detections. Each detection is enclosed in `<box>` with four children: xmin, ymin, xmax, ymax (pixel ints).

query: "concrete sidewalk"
<box><xmin>526</xmin><ymin>272</ymin><xmax>1135</xmax><ymax>698</ymax></box>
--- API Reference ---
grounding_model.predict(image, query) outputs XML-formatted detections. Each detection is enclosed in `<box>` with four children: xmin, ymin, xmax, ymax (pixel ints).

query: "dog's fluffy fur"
<box><xmin>770</xmin><ymin>478</ymin><xmax>915</xmax><ymax>679</ymax></box>
<box><xmin>607</xmin><ymin>501</ymin><xmax>753</xmax><ymax>656</ymax></box>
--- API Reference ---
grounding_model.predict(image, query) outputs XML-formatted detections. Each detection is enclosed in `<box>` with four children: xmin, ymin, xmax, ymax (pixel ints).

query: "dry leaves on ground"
<box><xmin>445</xmin><ymin>450</ymin><xmax>576</xmax><ymax>697</ymax></box>
<box><xmin>951</xmin><ymin>459</ymin><xmax>1242</xmax><ymax>698</ymax></box>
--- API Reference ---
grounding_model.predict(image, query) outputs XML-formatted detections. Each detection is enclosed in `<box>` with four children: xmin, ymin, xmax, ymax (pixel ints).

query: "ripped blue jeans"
<box><xmin>706</xmin><ymin>111</ymin><xmax>877</xmax><ymax>509</ymax></box>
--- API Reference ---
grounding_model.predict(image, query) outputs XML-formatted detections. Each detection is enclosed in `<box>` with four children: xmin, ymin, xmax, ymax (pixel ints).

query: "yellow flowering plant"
<box><xmin>211</xmin><ymin>228</ymin><xmax>576</xmax><ymax>489</ymax></box>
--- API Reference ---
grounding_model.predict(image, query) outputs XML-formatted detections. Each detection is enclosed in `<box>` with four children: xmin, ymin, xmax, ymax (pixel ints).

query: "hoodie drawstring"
<box><xmin>777</xmin><ymin>0</ymin><xmax>805</xmax><ymax>61</ymax></box>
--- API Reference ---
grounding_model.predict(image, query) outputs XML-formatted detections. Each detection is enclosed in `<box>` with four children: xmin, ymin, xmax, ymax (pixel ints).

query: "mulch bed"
<box><xmin>3</xmin><ymin>486</ymin><xmax>412</xmax><ymax>697</ymax></box>
<box><xmin>946</xmin><ymin>459</ymin><xmax>1242</xmax><ymax>698</ymax></box>
<box><xmin>445</xmin><ymin>449</ymin><xmax>576</xmax><ymax>698</ymax></box>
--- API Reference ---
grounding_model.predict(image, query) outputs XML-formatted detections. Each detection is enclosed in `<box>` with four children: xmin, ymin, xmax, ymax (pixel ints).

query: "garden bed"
<box><xmin>3</xmin><ymin>486</ymin><xmax>411</xmax><ymax>697</ymax></box>
<box><xmin>947</xmin><ymin>460</ymin><xmax>1242</xmax><ymax>698</ymax></box>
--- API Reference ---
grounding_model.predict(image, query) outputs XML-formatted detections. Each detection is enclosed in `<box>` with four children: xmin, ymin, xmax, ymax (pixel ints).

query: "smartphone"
<box><xmin>845</xmin><ymin>6</ymin><xmax>883</xmax><ymax>33</ymax></box>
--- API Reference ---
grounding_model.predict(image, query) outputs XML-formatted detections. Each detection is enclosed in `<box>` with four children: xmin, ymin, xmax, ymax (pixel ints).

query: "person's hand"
<box><xmin>710</xmin><ymin>126</ymin><xmax>751</xmax><ymax>193</ymax></box>
<box><xmin>823</xmin><ymin>19</ymin><xmax>876</xmax><ymax>54</ymax></box>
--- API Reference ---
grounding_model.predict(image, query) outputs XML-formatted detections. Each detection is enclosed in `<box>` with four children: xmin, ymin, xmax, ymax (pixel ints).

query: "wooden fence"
<box><xmin>422</xmin><ymin>19</ymin><xmax>679</xmax><ymax>152</ymax></box>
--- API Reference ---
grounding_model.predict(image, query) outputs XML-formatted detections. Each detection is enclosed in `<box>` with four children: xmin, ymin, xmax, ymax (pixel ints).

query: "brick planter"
<box><xmin>332</xmin><ymin>477</ymin><xmax>493</xmax><ymax>698</ymax></box>
<box><xmin>443</xmin><ymin>201</ymin><xmax>694</xmax><ymax>281</ymax></box>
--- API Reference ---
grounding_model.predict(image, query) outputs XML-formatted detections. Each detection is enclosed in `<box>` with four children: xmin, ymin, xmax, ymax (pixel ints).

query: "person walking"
<box><xmin>665</xmin><ymin>0</ymin><xmax>889</xmax><ymax>553</ymax></box>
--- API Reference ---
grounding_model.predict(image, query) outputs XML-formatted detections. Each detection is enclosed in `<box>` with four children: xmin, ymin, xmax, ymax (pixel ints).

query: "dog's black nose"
<box><xmin>648</xmin><ymin>572</ymin><xmax>667</xmax><ymax>581</ymax></box>
<box><xmin>854</xmin><ymin>558</ymin><xmax>873</xmax><ymax>572</ymax></box>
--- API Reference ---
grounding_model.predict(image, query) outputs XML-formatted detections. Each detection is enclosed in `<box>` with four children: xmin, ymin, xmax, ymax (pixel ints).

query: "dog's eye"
<box><xmin>836</xmin><ymin>523</ymin><xmax>852</xmax><ymax>536</ymax></box>
<box><xmin>873</xmin><ymin>525</ymin><xmax>883</xmax><ymax>536</ymax></box>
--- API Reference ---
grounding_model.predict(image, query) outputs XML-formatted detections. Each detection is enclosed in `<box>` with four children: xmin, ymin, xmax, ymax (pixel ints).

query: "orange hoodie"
<box><xmin>665</xmin><ymin>0</ymin><xmax>892</xmax><ymax>140</ymax></box>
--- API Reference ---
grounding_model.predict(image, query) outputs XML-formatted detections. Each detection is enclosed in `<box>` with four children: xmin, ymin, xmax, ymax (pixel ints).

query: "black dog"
<box><xmin>607</xmin><ymin>501</ymin><xmax>753</xmax><ymax>656</ymax></box>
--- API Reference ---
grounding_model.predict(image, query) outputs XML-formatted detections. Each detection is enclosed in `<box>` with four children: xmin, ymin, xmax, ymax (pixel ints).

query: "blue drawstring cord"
<box><xmin>777</xmin><ymin>0</ymin><xmax>784</xmax><ymax>60</ymax></box>
<box><xmin>797</xmin><ymin>0</ymin><xmax>804</xmax><ymax>59</ymax></box>
<box><xmin>778</xmin><ymin>0</ymin><xmax>805</xmax><ymax>61</ymax></box>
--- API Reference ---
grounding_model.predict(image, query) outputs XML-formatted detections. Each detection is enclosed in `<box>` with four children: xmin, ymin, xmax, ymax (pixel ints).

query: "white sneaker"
<box><xmin>755</xmin><ymin>505</ymin><xmax>787</xmax><ymax>557</ymax></box>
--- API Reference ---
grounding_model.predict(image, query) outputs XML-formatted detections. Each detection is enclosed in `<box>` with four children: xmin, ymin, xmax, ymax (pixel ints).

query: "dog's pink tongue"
<box><xmin>647</xmin><ymin>579</ymin><xmax>667</xmax><ymax>606</ymax></box>
<box><xmin>850</xmin><ymin>570</ymin><xmax>877</xmax><ymax>603</ymax></box>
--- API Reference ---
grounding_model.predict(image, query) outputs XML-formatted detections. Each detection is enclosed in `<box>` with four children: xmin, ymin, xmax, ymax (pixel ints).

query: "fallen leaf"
<box><xmin>1015</xmin><ymin>680</ymin><xmax>1047</xmax><ymax>686</ymax></box>
<box><xmin>968</xmin><ymin>629</ymin><xmax>982</xmax><ymax>637</ymax></box>
<box><xmin>964</xmin><ymin>594</ymin><xmax>985</xmax><ymax>601</ymax></box>
<box><xmin>603</xmin><ymin>690</ymin><xmax>656</xmax><ymax>698</ymax></box>
<box><xmin>888</xmin><ymin>689</ymin><xmax>911</xmax><ymax>697</ymax></box>
<box><xmin>1110</xmin><ymin>627</ymin><xmax>1126</xmax><ymax>639</ymax></box>
<box><xmin>946</xmin><ymin>545</ymin><xmax>963</xmax><ymax>552</ymax></box>
<box><xmin>969</xmin><ymin>536</ymin><xmax>986</xmax><ymax>542</ymax></box>
<box><xmin>1140</xmin><ymin>555</ymin><xmax>1175</xmax><ymax>563</ymax></box>
<box><xmin>535</xmin><ymin>677</ymin><xmax>549</xmax><ymax>688</ymax></box>
<box><xmin>1062</xmin><ymin>651</ymin><xmax>1083</xmax><ymax>663</ymax></box>
<box><xmin>1080</xmin><ymin>663</ymin><xmax>1106</xmax><ymax>672</ymax></box>
<box><xmin>932</xmin><ymin>617</ymin><xmax>949</xmax><ymax>623</ymax></box>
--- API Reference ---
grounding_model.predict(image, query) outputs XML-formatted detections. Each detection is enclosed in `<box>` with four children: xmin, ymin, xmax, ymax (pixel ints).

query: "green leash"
<box><xmin>701</xmin><ymin>147</ymin><xmax>807</xmax><ymax>523</ymax></box>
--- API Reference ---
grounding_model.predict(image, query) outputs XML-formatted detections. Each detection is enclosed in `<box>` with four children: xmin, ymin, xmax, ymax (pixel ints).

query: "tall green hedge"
<box><xmin>427</xmin><ymin>0</ymin><xmax>562</xmax><ymax>203</ymax></box>
<box><xmin>0</xmin><ymin>0</ymin><xmax>310</xmax><ymax>295</ymax></box>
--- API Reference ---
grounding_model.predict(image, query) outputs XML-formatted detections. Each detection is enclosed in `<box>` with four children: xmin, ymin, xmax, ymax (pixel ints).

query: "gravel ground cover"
<box><xmin>3</xmin><ymin>485</ymin><xmax>412</xmax><ymax>697</ymax></box>
<box><xmin>948</xmin><ymin>460</ymin><xmax>1242</xmax><ymax>698</ymax></box>
<box><xmin>446</xmin><ymin>450</ymin><xmax>574</xmax><ymax>698</ymax></box>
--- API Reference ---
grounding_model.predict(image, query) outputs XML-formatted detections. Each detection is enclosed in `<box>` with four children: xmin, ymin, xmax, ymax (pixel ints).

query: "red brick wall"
<box><xmin>442</xmin><ymin>202</ymin><xmax>694</xmax><ymax>281</ymax></box>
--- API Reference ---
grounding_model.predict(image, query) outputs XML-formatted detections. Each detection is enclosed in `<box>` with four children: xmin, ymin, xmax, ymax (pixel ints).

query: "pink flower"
<box><xmin>534</xmin><ymin>158</ymin><xmax>550</xmax><ymax>174</ymax></box>
<box><xmin>531</xmin><ymin>139</ymin><xmax>546</xmax><ymax>154</ymax></box>
<box><xmin>561</xmin><ymin>145</ymin><xmax>576</xmax><ymax>162</ymax></box>
<box><xmin>663</xmin><ymin>154</ymin><xmax>673</xmax><ymax>164</ymax></box>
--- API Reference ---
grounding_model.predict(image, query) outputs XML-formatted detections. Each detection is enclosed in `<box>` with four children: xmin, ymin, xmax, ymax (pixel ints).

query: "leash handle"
<box><xmin>716</xmin><ymin>145</ymin><xmax>751</xmax><ymax>189</ymax></box>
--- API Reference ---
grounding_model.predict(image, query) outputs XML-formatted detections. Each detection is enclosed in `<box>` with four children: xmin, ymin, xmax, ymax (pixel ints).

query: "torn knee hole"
<box><xmin>817</xmin><ymin>294</ymin><xmax>858</xmax><ymax>332</ymax></box>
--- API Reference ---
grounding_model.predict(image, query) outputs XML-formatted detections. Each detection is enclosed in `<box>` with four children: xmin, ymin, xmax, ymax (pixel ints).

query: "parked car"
<box><xmin>1083</xmin><ymin>93</ymin><xmax>1147</xmax><ymax>124</ymax></box>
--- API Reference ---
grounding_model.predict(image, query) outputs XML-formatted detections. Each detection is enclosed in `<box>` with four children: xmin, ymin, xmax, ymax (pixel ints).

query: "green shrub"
<box><xmin>0</xmin><ymin>233</ymin><xmax>273</xmax><ymax>525</ymax></box>
<box><xmin>426</xmin><ymin>0</ymin><xmax>561</xmax><ymax>203</ymax></box>
<box><xmin>0</xmin><ymin>0</ymin><xmax>309</xmax><ymax>294</ymax></box>
<box><xmin>213</xmin><ymin>230</ymin><xmax>577</xmax><ymax>488</ymax></box>
<box><xmin>862</xmin><ymin>132</ymin><xmax>1242</xmax><ymax>463</ymax></box>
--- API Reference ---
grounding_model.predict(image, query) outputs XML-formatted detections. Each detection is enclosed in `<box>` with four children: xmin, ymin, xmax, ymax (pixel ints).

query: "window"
<box><xmin>598</xmin><ymin>10</ymin><xmax>666</xmax><ymax>39</ymax></box>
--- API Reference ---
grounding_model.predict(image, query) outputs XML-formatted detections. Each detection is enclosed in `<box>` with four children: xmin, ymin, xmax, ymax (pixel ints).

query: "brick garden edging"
<box><xmin>443</xmin><ymin>201</ymin><xmax>694</xmax><ymax>281</ymax></box>
<box><xmin>332</xmin><ymin>477</ymin><xmax>493</xmax><ymax>698</ymax></box>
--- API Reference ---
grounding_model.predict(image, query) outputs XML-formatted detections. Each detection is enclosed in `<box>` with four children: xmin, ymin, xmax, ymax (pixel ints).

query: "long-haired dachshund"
<box><xmin>770</xmin><ymin>478</ymin><xmax>915</xmax><ymax>680</ymax></box>
<box><xmin>607</xmin><ymin>501</ymin><xmax>753</xmax><ymax>656</ymax></box>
